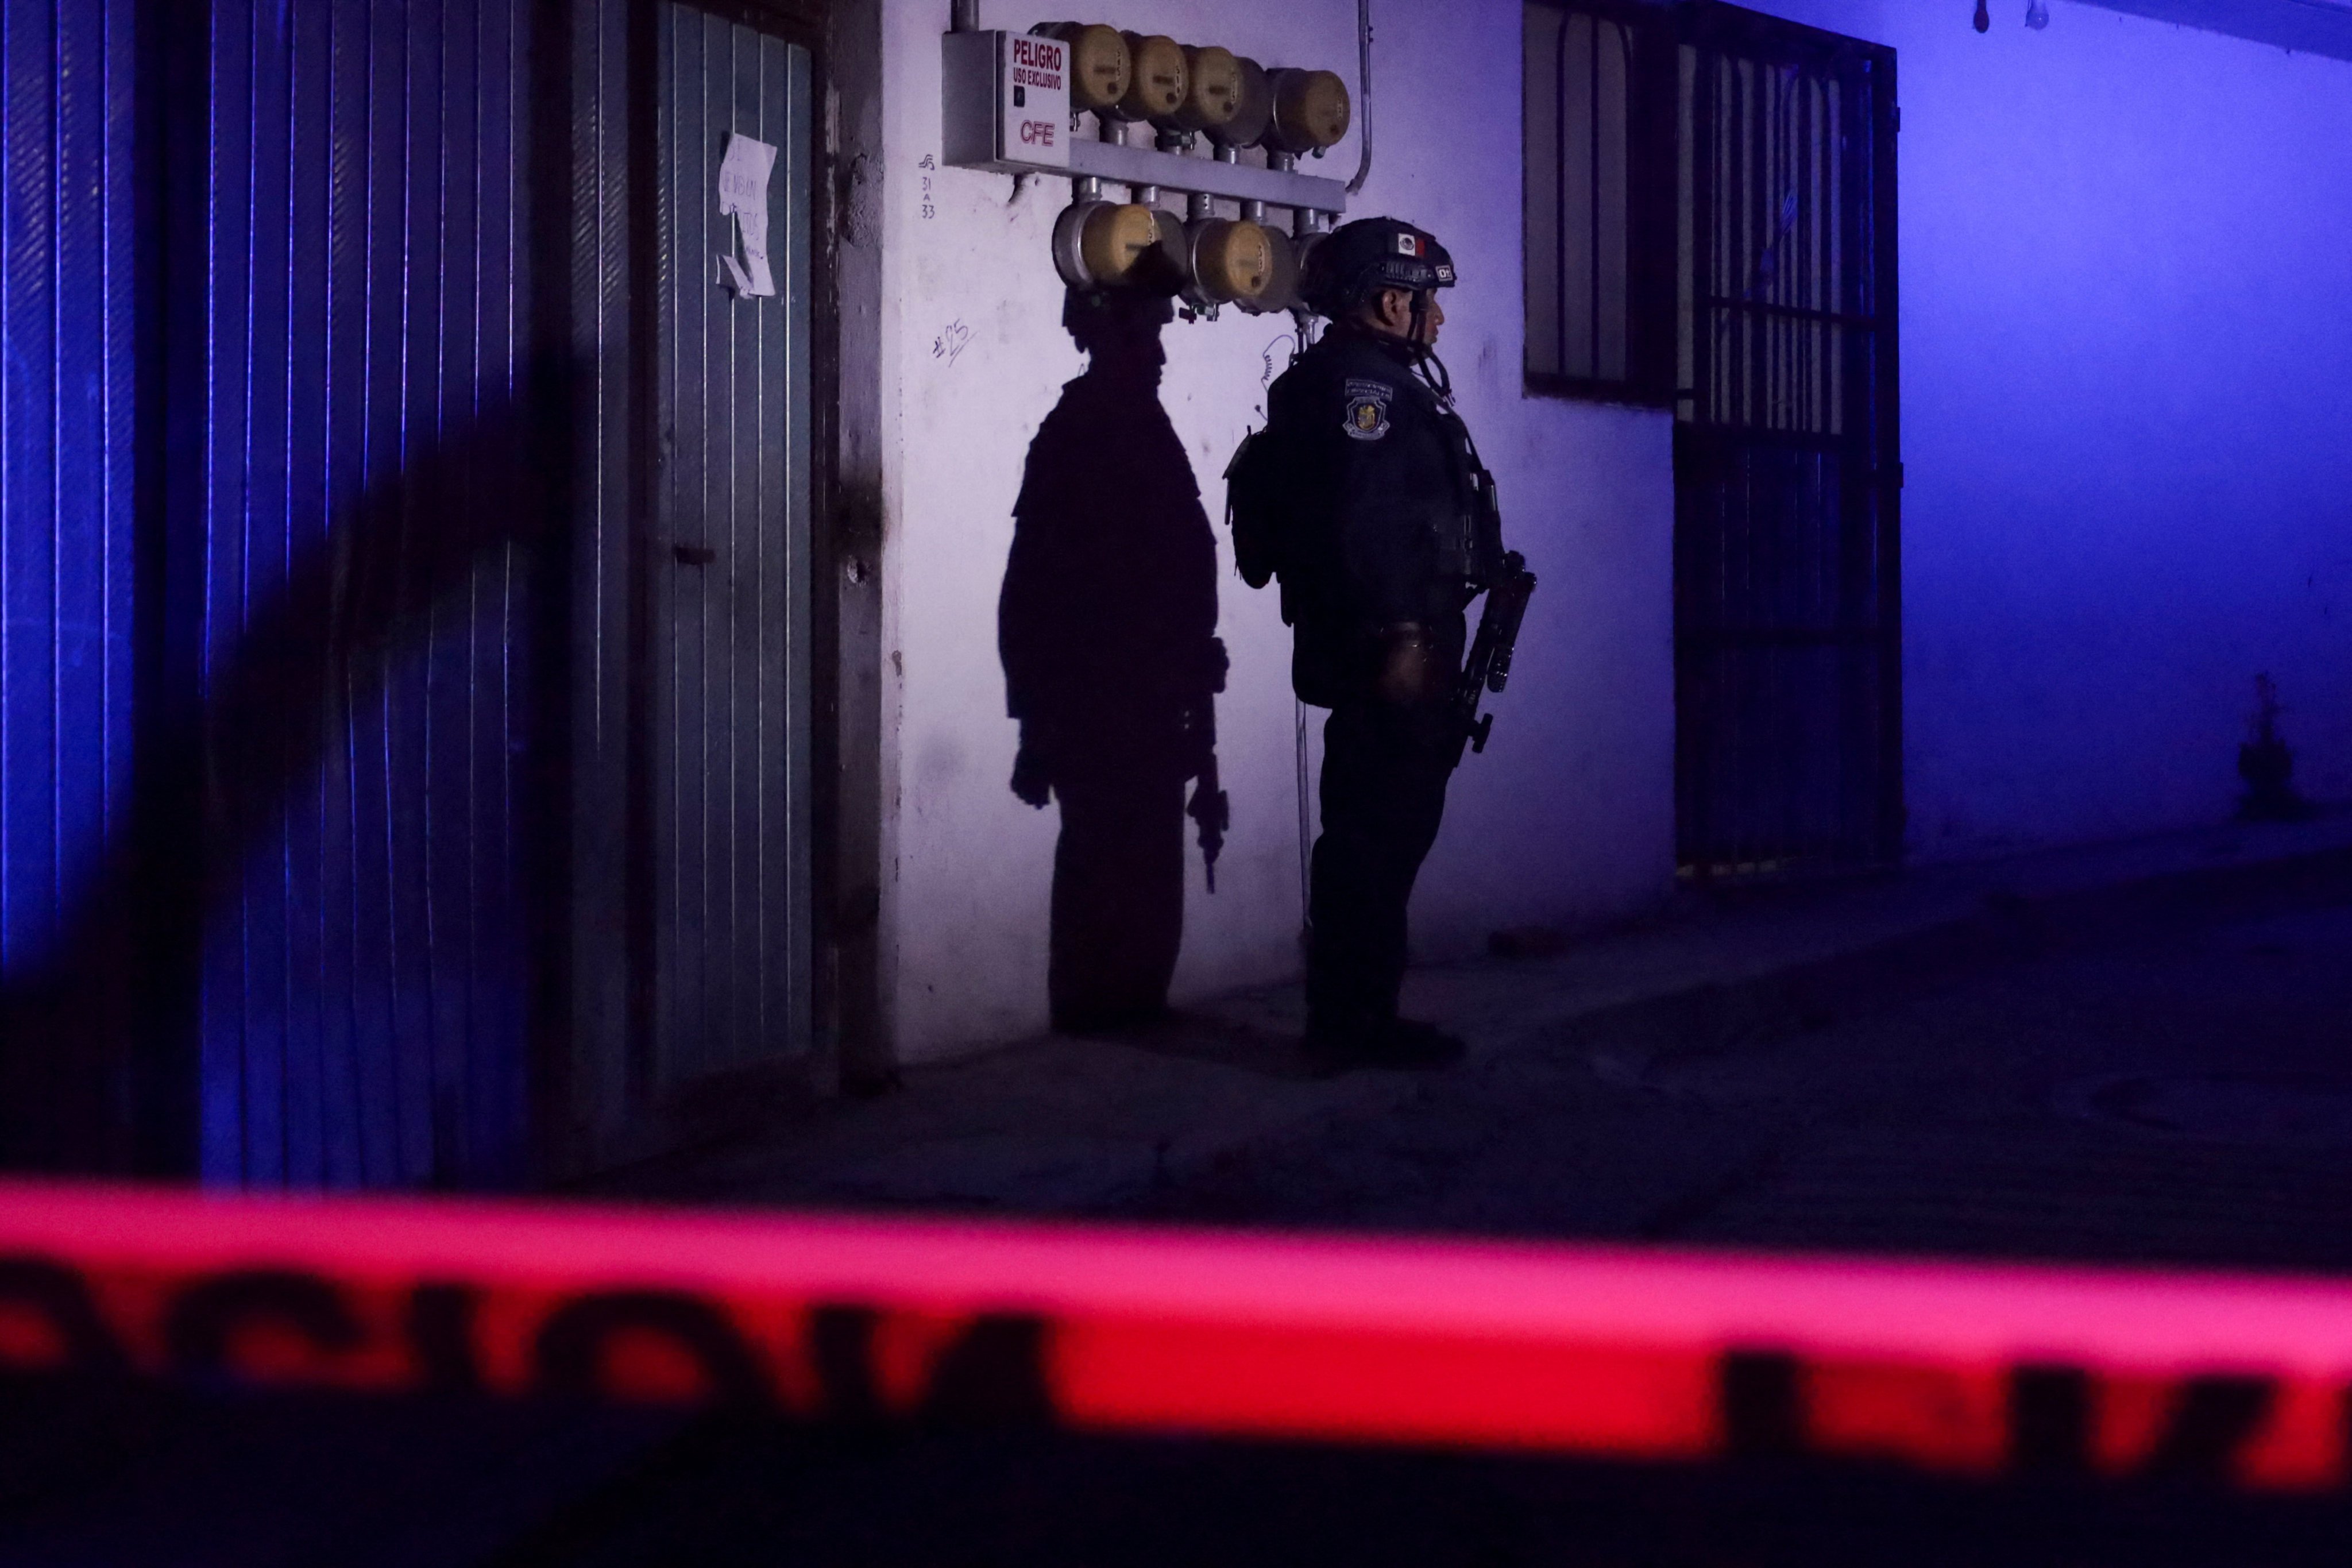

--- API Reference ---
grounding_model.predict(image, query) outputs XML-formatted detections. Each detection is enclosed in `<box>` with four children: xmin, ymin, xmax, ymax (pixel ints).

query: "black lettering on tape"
<box><xmin>1718</xmin><ymin>1350</ymin><xmax>1806</xmax><ymax>1459</ymax></box>
<box><xmin>0</xmin><ymin>1255</ymin><xmax>127</xmax><ymax>1373</ymax></box>
<box><xmin>405</xmin><ymin>1282</ymin><xmax>484</xmax><ymax>1393</ymax></box>
<box><xmin>534</xmin><ymin>1289</ymin><xmax>773</xmax><ymax>1408</ymax></box>
<box><xmin>2144</xmin><ymin>1374</ymin><xmax>2277</xmax><ymax>1481</ymax></box>
<box><xmin>916</xmin><ymin>1314</ymin><xmax>1055</xmax><ymax>1426</ymax></box>
<box><xmin>2009</xmin><ymin>1364</ymin><xmax>2094</xmax><ymax>1474</ymax></box>
<box><xmin>2342</xmin><ymin>1385</ymin><xmax>2352</xmax><ymax>1490</ymax></box>
<box><xmin>810</xmin><ymin>1304</ymin><xmax>883</xmax><ymax>1422</ymax></box>
<box><xmin>809</xmin><ymin>1304</ymin><xmax>1055</xmax><ymax>1427</ymax></box>
<box><xmin>164</xmin><ymin>1269</ymin><xmax>365</xmax><ymax>1378</ymax></box>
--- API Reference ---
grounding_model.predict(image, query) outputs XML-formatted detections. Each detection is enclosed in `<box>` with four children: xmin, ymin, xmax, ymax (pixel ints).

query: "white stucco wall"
<box><xmin>875</xmin><ymin>0</ymin><xmax>1675</xmax><ymax>1062</ymax></box>
<box><xmin>872</xmin><ymin>0</ymin><xmax>2352</xmax><ymax>1064</ymax></box>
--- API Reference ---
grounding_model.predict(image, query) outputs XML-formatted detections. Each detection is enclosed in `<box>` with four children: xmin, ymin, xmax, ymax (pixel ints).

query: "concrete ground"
<box><xmin>14</xmin><ymin>814</ymin><xmax>2352</xmax><ymax>1568</ymax></box>
<box><xmin>597</xmin><ymin>810</ymin><xmax>2352</xmax><ymax>1275</ymax></box>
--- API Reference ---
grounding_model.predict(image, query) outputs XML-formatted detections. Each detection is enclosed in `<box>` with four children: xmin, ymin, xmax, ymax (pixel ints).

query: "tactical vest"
<box><xmin>1228</xmin><ymin>393</ymin><xmax>1503</xmax><ymax>605</ymax></box>
<box><xmin>1432</xmin><ymin>399</ymin><xmax>1507</xmax><ymax>592</ymax></box>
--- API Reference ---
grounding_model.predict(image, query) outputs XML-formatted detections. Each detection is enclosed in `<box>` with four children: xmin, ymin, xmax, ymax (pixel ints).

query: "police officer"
<box><xmin>1231</xmin><ymin>217</ymin><xmax>1507</xmax><ymax>1071</ymax></box>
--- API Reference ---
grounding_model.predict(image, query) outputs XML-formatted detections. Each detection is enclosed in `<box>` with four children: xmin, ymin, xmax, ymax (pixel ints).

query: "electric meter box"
<box><xmin>943</xmin><ymin>30</ymin><xmax>1071</xmax><ymax>173</ymax></box>
<box><xmin>940</xmin><ymin>28</ymin><xmax>1350</xmax><ymax>215</ymax></box>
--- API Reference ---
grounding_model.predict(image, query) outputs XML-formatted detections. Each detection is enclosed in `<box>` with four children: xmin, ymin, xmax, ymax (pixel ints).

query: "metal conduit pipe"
<box><xmin>1346</xmin><ymin>0</ymin><xmax>1372</xmax><ymax>196</ymax></box>
<box><xmin>951</xmin><ymin>0</ymin><xmax>980</xmax><ymax>32</ymax></box>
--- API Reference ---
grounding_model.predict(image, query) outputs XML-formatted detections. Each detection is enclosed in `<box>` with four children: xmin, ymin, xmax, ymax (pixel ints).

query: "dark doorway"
<box><xmin>1671</xmin><ymin>5</ymin><xmax>1901</xmax><ymax>878</ymax></box>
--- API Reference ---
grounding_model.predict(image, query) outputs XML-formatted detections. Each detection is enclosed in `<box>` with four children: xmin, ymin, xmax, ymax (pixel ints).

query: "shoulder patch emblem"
<box><xmin>1341</xmin><ymin>377</ymin><xmax>1392</xmax><ymax>442</ymax></box>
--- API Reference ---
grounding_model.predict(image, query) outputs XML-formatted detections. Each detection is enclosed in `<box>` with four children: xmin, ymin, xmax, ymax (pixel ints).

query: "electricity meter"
<box><xmin>1052</xmin><ymin>198</ymin><xmax>1165</xmax><ymax>288</ymax></box>
<box><xmin>1186</xmin><ymin>216</ymin><xmax>1275</xmax><ymax>306</ymax></box>
<box><xmin>1110</xmin><ymin>32</ymin><xmax>1187</xmax><ymax>122</ymax></box>
<box><xmin>1209</xmin><ymin>56</ymin><xmax>1275</xmax><ymax>150</ymax></box>
<box><xmin>1149</xmin><ymin>207</ymin><xmax>1192</xmax><ymax>287</ymax></box>
<box><xmin>1169</xmin><ymin>45</ymin><xmax>1243</xmax><ymax>134</ymax></box>
<box><xmin>1031</xmin><ymin>23</ymin><xmax>1129</xmax><ymax>116</ymax></box>
<box><xmin>1289</xmin><ymin>226</ymin><xmax>1328</xmax><ymax>306</ymax></box>
<box><xmin>1264</xmin><ymin>68</ymin><xmax>1351</xmax><ymax>155</ymax></box>
<box><xmin>1235</xmin><ymin>225</ymin><xmax>1299</xmax><ymax>314</ymax></box>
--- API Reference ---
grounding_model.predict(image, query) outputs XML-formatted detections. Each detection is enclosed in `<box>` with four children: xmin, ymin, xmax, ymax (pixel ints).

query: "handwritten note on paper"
<box><xmin>717</xmin><ymin>133</ymin><xmax>778</xmax><ymax>299</ymax></box>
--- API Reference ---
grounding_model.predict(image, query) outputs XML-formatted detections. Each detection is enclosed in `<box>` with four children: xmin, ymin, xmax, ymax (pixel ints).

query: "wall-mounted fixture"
<box><xmin>1051</xmin><ymin>191</ymin><xmax>1166</xmax><ymax>287</ymax></box>
<box><xmin>1114</xmin><ymin>32</ymin><xmax>1188</xmax><ymax>123</ymax></box>
<box><xmin>1183</xmin><ymin>206</ymin><xmax>1275</xmax><ymax>306</ymax></box>
<box><xmin>1973</xmin><ymin>1</ymin><xmax>2051</xmax><ymax>33</ymax></box>
<box><xmin>943</xmin><ymin>28</ymin><xmax>1079</xmax><ymax>169</ymax></box>
<box><xmin>1263</xmin><ymin>68</ymin><xmax>1351</xmax><ymax>159</ymax></box>
<box><xmin>1169</xmin><ymin>45</ymin><xmax>1243</xmax><ymax>144</ymax></box>
<box><xmin>941</xmin><ymin>20</ymin><xmax>1354</xmax><ymax>318</ymax></box>
<box><xmin>1034</xmin><ymin>21</ymin><xmax>1129</xmax><ymax>113</ymax></box>
<box><xmin>1212</xmin><ymin>56</ymin><xmax>1276</xmax><ymax>152</ymax></box>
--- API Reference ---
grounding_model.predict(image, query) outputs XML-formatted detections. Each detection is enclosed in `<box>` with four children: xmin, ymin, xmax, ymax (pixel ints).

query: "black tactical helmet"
<box><xmin>1297</xmin><ymin>216</ymin><xmax>1457</xmax><ymax>319</ymax></box>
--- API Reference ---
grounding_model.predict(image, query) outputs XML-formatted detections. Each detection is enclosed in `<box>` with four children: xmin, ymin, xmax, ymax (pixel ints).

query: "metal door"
<box><xmin>1</xmin><ymin>0</ymin><xmax>138</xmax><ymax>1168</ymax></box>
<box><xmin>157</xmin><ymin>0</ymin><xmax>547</xmax><ymax>1189</ymax></box>
<box><xmin>1674</xmin><ymin>6</ymin><xmax>1899</xmax><ymax>876</ymax></box>
<box><xmin>644</xmin><ymin>5</ymin><xmax>813</xmax><ymax>1094</ymax></box>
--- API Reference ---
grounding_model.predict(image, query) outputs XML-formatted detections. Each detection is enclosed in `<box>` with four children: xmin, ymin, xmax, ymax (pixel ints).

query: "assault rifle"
<box><xmin>1189</xmin><ymin>760</ymin><xmax>1230</xmax><ymax>893</ymax></box>
<box><xmin>1454</xmin><ymin>552</ymin><xmax>1537</xmax><ymax>761</ymax></box>
<box><xmin>1186</xmin><ymin>637</ymin><xmax>1232</xmax><ymax>892</ymax></box>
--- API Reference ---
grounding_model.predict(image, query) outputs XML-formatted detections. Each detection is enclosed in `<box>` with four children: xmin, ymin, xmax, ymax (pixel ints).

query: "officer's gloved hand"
<box><xmin>1010</xmin><ymin>720</ymin><xmax>1055</xmax><ymax>808</ymax></box>
<box><xmin>1375</xmin><ymin>623</ymin><xmax>1448</xmax><ymax>706</ymax></box>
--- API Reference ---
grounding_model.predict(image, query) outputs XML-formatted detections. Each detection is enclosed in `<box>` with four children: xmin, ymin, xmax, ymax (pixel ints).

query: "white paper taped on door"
<box><xmin>717</xmin><ymin>133</ymin><xmax>778</xmax><ymax>299</ymax></box>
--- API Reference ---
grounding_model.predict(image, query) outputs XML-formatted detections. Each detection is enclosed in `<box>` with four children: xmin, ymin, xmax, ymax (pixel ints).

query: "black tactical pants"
<box><xmin>1306</xmin><ymin>697</ymin><xmax>1458</xmax><ymax>1032</ymax></box>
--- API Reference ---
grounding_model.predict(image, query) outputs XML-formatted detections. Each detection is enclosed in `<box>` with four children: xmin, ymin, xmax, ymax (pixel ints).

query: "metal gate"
<box><xmin>638</xmin><ymin>3</ymin><xmax>814</xmax><ymax>1098</ymax></box>
<box><xmin>1674</xmin><ymin>6</ymin><xmax>1900</xmax><ymax>876</ymax></box>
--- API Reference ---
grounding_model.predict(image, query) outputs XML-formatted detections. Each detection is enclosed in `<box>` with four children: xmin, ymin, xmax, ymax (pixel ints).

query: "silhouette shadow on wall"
<box><xmin>0</xmin><ymin>361</ymin><xmax>574</xmax><ymax>1177</ymax></box>
<box><xmin>999</xmin><ymin>290</ymin><xmax>1227</xmax><ymax>1036</ymax></box>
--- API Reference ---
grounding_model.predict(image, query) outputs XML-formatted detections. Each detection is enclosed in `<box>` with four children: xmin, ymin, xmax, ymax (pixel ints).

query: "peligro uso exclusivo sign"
<box><xmin>941</xmin><ymin>30</ymin><xmax>1070</xmax><ymax>173</ymax></box>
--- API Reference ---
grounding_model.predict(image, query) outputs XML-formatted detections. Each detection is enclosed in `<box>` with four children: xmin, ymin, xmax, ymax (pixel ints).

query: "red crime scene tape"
<box><xmin>2</xmin><ymin>1180</ymin><xmax>2350</xmax><ymax>1490</ymax></box>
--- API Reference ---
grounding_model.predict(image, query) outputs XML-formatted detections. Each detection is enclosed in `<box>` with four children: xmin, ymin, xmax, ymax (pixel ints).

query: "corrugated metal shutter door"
<box><xmin>6</xmin><ymin>0</ymin><xmax>821</xmax><ymax>1180</ymax></box>
<box><xmin>185</xmin><ymin>0</ymin><xmax>538</xmax><ymax>1188</ymax></box>
<box><xmin>0</xmin><ymin>0</ymin><xmax>138</xmax><ymax>1160</ymax></box>
<box><xmin>650</xmin><ymin>6</ymin><xmax>813</xmax><ymax>1088</ymax></box>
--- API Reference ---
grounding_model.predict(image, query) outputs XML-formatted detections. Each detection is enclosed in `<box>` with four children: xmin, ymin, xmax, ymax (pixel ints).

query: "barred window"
<box><xmin>1523</xmin><ymin>1</ymin><xmax>1676</xmax><ymax>404</ymax></box>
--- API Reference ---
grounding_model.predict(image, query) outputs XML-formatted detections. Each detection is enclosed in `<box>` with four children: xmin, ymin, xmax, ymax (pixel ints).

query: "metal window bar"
<box><xmin>1523</xmin><ymin>1</ymin><xmax>1664</xmax><ymax>404</ymax></box>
